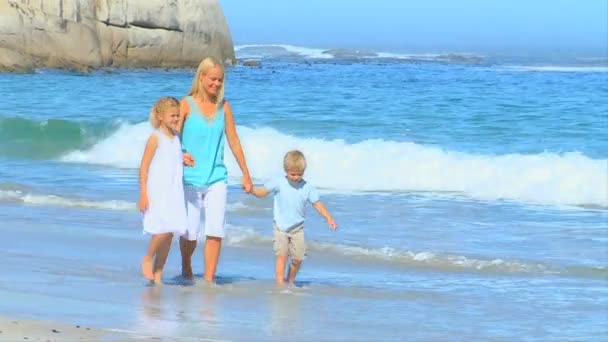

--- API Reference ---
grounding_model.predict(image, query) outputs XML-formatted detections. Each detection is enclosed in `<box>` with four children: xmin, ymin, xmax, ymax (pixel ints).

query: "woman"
<box><xmin>179</xmin><ymin>57</ymin><xmax>252</xmax><ymax>283</ymax></box>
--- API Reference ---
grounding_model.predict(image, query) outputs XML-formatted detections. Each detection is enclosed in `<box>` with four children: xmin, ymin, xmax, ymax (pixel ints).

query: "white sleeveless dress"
<box><xmin>142</xmin><ymin>130</ymin><xmax>187</xmax><ymax>235</ymax></box>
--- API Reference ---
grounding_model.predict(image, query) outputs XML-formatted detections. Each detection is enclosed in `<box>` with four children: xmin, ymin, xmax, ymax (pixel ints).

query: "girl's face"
<box><xmin>200</xmin><ymin>66</ymin><xmax>224</xmax><ymax>98</ymax></box>
<box><xmin>159</xmin><ymin>107</ymin><xmax>180</xmax><ymax>131</ymax></box>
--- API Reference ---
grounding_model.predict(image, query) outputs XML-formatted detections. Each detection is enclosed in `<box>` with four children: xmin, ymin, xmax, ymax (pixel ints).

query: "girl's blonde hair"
<box><xmin>284</xmin><ymin>150</ymin><xmax>307</xmax><ymax>172</ymax></box>
<box><xmin>149</xmin><ymin>96</ymin><xmax>180</xmax><ymax>128</ymax></box>
<box><xmin>188</xmin><ymin>56</ymin><xmax>225</xmax><ymax>109</ymax></box>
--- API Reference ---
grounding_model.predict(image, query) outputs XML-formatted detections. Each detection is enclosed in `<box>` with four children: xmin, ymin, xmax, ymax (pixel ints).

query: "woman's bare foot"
<box><xmin>153</xmin><ymin>271</ymin><xmax>163</xmax><ymax>285</ymax></box>
<box><xmin>181</xmin><ymin>263</ymin><xmax>194</xmax><ymax>280</ymax></box>
<box><xmin>142</xmin><ymin>256</ymin><xmax>154</xmax><ymax>281</ymax></box>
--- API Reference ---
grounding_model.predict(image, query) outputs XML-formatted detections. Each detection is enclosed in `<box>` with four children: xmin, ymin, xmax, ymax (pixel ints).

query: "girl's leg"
<box><xmin>275</xmin><ymin>255</ymin><xmax>288</xmax><ymax>287</ymax></box>
<box><xmin>203</xmin><ymin>236</ymin><xmax>222</xmax><ymax>282</ymax></box>
<box><xmin>153</xmin><ymin>233</ymin><xmax>174</xmax><ymax>284</ymax></box>
<box><xmin>142</xmin><ymin>234</ymin><xmax>164</xmax><ymax>281</ymax></box>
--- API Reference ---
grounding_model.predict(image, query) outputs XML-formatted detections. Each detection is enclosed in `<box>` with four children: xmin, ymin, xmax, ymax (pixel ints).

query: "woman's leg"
<box><xmin>179</xmin><ymin>237</ymin><xmax>197</xmax><ymax>279</ymax></box>
<box><xmin>202</xmin><ymin>183</ymin><xmax>228</xmax><ymax>283</ymax></box>
<box><xmin>182</xmin><ymin>186</ymin><xmax>203</xmax><ymax>280</ymax></box>
<box><xmin>204</xmin><ymin>236</ymin><xmax>222</xmax><ymax>282</ymax></box>
<box><xmin>153</xmin><ymin>233</ymin><xmax>174</xmax><ymax>284</ymax></box>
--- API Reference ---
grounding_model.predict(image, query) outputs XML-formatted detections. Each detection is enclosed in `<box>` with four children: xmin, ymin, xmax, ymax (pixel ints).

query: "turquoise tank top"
<box><xmin>181</xmin><ymin>96</ymin><xmax>227</xmax><ymax>187</ymax></box>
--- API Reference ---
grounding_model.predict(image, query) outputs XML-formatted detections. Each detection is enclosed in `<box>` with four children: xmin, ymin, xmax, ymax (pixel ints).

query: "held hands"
<box><xmin>183</xmin><ymin>153</ymin><xmax>195</xmax><ymax>167</ymax></box>
<box><xmin>137</xmin><ymin>194</ymin><xmax>149</xmax><ymax>213</ymax></box>
<box><xmin>242</xmin><ymin>175</ymin><xmax>253</xmax><ymax>193</ymax></box>
<box><xmin>327</xmin><ymin>217</ymin><xmax>338</xmax><ymax>231</ymax></box>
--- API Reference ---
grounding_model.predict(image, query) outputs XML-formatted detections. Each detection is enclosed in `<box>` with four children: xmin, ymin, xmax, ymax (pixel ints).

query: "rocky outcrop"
<box><xmin>0</xmin><ymin>0</ymin><xmax>235</xmax><ymax>72</ymax></box>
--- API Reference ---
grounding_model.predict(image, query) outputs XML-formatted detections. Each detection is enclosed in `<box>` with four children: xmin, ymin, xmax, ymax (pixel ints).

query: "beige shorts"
<box><xmin>273</xmin><ymin>224</ymin><xmax>306</xmax><ymax>260</ymax></box>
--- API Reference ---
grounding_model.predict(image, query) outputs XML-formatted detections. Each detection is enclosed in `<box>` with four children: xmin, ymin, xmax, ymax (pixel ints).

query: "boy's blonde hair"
<box><xmin>284</xmin><ymin>150</ymin><xmax>307</xmax><ymax>172</ymax></box>
<box><xmin>188</xmin><ymin>56</ymin><xmax>225</xmax><ymax>109</ymax></box>
<box><xmin>149</xmin><ymin>96</ymin><xmax>180</xmax><ymax>128</ymax></box>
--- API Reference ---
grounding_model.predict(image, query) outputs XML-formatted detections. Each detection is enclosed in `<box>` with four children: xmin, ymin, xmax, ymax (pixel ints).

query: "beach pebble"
<box><xmin>52</xmin><ymin>329</ymin><xmax>60</xmax><ymax>333</ymax></box>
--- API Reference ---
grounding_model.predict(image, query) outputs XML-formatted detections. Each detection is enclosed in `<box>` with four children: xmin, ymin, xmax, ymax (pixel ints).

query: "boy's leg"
<box><xmin>142</xmin><ymin>234</ymin><xmax>164</xmax><ymax>281</ymax></box>
<box><xmin>287</xmin><ymin>227</ymin><xmax>306</xmax><ymax>285</ymax></box>
<box><xmin>153</xmin><ymin>233</ymin><xmax>173</xmax><ymax>284</ymax></box>
<box><xmin>287</xmin><ymin>259</ymin><xmax>303</xmax><ymax>285</ymax></box>
<box><xmin>273</xmin><ymin>225</ymin><xmax>289</xmax><ymax>286</ymax></box>
<box><xmin>275</xmin><ymin>255</ymin><xmax>288</xmax><ymax>287</ymax></box>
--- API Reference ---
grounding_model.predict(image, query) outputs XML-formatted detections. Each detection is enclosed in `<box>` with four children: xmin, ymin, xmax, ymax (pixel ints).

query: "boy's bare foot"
<box><xmin>142</xmin><ymin>256</ymin><xmax>154</xmax><ymax>281</ymax></box>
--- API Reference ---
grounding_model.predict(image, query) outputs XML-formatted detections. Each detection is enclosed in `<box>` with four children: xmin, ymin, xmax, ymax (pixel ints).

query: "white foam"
<box><xmin>0</xmin><ymin>190</ymin><xmax>135</xmax><ymax>211</ymax></box>
<box><xmin>221</xmin><ymin>226</ymin><xmax>559</xmax><ymax>275</ymax></box>
<box><xmin>504</xmin><ymin>65</ymin><xmax>608</xmax><ymax>73</ymax></box>
<box><xmin>235</xmin><ymin>44</ymin><xmax>332</xmax><ymax>59</ymax></box>
<box><xmin>59</xmin><ymin>123</ymin><xmax>608</xmax><ymax>207</ymax></box>
<box><xmin>234</xmin><ymin>44</ymin><xmax>482</xmax><ymax>62</ymax></box>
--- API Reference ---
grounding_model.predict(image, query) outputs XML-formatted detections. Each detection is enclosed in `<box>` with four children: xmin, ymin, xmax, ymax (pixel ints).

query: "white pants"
<box><xmin>183</xmin><ymin>182</ymin><xmax>227</xmax><ymax>240</ymax></box>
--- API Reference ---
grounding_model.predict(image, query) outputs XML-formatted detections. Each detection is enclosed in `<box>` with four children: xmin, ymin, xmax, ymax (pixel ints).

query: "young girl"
<box><xmin>138</xmin><ymin>96</ymin><xmax>187</xmax><ymax>284</ymax></box>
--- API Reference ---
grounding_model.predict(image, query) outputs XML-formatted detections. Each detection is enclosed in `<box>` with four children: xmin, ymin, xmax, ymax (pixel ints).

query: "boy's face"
<box><xmin>286</xmin><ymin>169</ymin><xmax>304</xmax><ymax>183</ymax></box>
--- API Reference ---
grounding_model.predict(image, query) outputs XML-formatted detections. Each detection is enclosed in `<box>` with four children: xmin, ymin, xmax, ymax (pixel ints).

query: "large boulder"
<box><xmin>0</xmin><ymin>0</ymin><xmax>235</xmax><ymax>72</ymax></box>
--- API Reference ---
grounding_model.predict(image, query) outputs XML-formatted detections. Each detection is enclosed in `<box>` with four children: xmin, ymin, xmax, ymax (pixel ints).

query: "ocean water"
<box><xmin>0</xmin><ymin>44</ymin><xmax>607</xmax><ymax>341</ymax></box>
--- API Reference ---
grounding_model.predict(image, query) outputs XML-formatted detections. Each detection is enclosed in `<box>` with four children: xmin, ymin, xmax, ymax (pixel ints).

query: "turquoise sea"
<box><xmin>0</xmin><ymin>44</ymin><xmax>607</xmax><ymax>341</ymax></box>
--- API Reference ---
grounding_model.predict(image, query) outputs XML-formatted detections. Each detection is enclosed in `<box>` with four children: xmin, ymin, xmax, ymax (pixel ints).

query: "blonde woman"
<box><xmin>178</xmin><ymin>57</ymin><xmax>253</xmax><ymax>283</ymax></box>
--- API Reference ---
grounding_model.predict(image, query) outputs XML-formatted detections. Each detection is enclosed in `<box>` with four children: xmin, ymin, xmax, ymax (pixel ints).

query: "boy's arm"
<box><xmin>250</xmin><ymin>186</ymin><xmax>271</xmax><ymax>198</ymax></box>
<box><xmin>138</xmin><ymin>134</ymin><xmax>158</xmax><ymax>212</ymax></box>
<box><xmin>312</xmin><ymin>201</ymin><xmax>337</xmax><ymax>231</ymax></box>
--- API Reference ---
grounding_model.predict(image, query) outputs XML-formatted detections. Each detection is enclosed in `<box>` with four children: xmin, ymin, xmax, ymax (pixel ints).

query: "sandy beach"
<box><xmin>0</xmin><ymin>316</ymin><xmax>142</xmax><ymax>341</ymax></box>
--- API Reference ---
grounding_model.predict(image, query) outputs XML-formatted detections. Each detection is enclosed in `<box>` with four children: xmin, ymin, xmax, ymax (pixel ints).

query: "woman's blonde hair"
<box><xmin>149</xmin><ymin>96</ymin><xmax>179</xmax><ymax>128</ymax></box>
<box><xmin>188</xmin><ymin>57</ymin><xmax>225</xmax><ymax>108</ymax></box>
<box><xmin>284</xmin><ymin>150</ymin><xmax>307</xmax><ymax>172</ymax></box>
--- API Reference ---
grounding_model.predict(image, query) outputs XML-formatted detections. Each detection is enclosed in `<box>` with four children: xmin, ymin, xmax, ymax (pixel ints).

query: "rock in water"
<box><xmin>0</xmin><ymin>0</ymin><xmax>235</xmax><ymax>72</ymax></box>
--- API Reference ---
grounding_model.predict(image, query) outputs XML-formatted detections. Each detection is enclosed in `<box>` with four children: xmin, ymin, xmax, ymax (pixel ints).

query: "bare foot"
<box><xmin>153</xmin><ymin>271</ymin><xmax>163</xmax><ymax>285</ymax></box>
<box><xmin>142</xmin><ymin>256</ymin><xmax>154</xmax><ymax>281</ymax></box>
<box><xmin>181</xmin><ymin>263</ymin><xmax>194</xmax><ymax>280</ymax></box>
<box><xmin>275</xmin><ymin>279</ymin><xmax>286</xmax><ymax>288</ymax></box>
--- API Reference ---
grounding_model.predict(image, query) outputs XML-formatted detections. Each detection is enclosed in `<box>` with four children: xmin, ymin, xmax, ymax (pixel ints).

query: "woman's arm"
<box><xmin>224</xmin><ymin>101</ymin><xmax>253</xmax><ymax>192</ymax></box>
<box><xmin>177</xmin><ymin>98</ymin><xmax>190</xmax><ymax>135</ymax></box>
<box><xmin>138</xmin><ymin>134</ymin><xmax>159</xmax><ymax>212</ymax></box>
<box><xmin>178</xmin><ymin>98</ymin><xmax>195</xmax><ymax>166</ymax></box>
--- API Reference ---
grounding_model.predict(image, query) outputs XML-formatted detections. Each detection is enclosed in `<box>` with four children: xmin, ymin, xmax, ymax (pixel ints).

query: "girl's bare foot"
<box><xmin>142</xmin><ymin>256</ymin><xmax>154</xmax><ymax>280</ymax></box>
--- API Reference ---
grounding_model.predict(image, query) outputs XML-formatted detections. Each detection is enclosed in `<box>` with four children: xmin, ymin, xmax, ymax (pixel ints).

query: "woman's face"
<box><xmin>200</xmin><ymin>66</ymin><xmax>224</xmax><ymax>97</ymax></box>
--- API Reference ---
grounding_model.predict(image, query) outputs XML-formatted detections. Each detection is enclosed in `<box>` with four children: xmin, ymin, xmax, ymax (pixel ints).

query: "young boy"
<box><xmin>250</xmin><ymin>150</ymin><xmax>337</xmax><ymax>287</ymax></box>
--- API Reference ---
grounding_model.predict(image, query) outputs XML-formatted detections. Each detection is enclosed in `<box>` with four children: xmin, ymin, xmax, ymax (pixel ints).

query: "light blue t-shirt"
<box><xmin>264</xmin><ymin>176</ymin><xmax>320</xmax><ymax>231</ymax></box>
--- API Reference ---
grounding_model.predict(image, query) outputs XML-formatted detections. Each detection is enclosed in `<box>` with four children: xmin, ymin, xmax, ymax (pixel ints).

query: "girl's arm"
<box><xmin>312</xmin><ymin>201</ymin><xmax>338</xmax><ymax>231</ymax></box>
<box><xmin>224</xmin><ymin>101</ymin><xmax>253</xmax><ymax>193</ymax></box>
<box><xmin>138</xmin><ymin>134</ymin><xmax>159</xmax><ymax>212</ymax></box>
